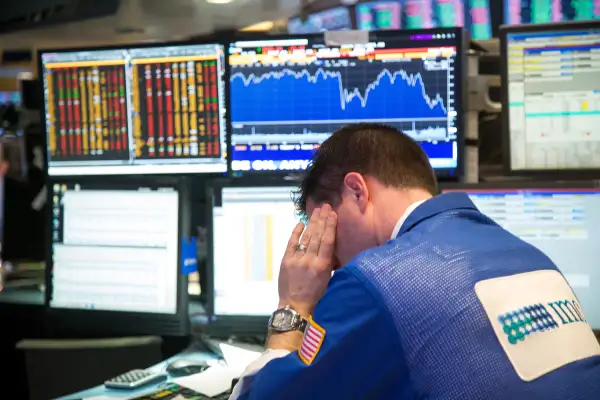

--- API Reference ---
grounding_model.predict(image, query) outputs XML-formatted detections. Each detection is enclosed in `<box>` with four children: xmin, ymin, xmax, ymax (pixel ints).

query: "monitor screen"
<box><xmin>212</xmin><ymin>186</ymin><xmax>298</xmax><ymax>317</ymax></box>
<box><xmin>442</xmin><ymin>186</ymin><xmax>600</xmax><ymax>329</ymax></box>
<box><xmin>505</xmin><ymin>0</ymin><xmax>600</xmax><ymax>24</ymax></box>
<box><xmin>503</xmin><ymin>24</ymin><xmax>600</xmax><ymax>172</ymax></box>
<box><xmin>356</xmin><ymin>0</ymin><xmax>492</xmax><ymax>40</ymax></box>
<box><xmin>288</xmin><ymin>7</ymin><xmax>353</xmax><ymax>34</ymax></box>
<box><xmin>49</xmin><ymin>182</ymin><xmax>180</xmax><ymax>314</ymax></box>
<box><xmin>356</xmin><ymin>1</ymin><xmax>403</xmax><ymax>30</ymax></box>
<box><xmin>228</xmin><ymin>29</ymin><xmax>463</xmax><ymax>175</ymax></box>
<box><xmin>0</xmin><ymin>91</ymin><xmax>21</xmax><ymax>105</ymax></box>
<box><xmin>40</xmin><ymin>43</ymin><xmax>227</xmax><ymax>176</ymax></box>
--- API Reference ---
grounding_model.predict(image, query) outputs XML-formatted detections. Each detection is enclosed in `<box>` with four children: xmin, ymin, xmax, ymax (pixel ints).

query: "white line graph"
<box><xmin>230</xmin><ymin>67</ymin><xmax>447</xmax><ymax>114</ymax></box>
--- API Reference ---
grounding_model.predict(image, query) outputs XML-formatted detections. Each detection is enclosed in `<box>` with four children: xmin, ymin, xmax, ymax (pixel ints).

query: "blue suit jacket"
<box><xmin>239</xmin><ymin>193</ymin><xmax>600</xmax><ymax>399</ymax></box>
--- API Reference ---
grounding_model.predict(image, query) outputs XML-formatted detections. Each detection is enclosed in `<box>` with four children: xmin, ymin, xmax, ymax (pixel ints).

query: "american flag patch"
<box><xmin>298</xmin><ymin>317</ymin><xmax>326</xmax><ymax>365</ymax></box>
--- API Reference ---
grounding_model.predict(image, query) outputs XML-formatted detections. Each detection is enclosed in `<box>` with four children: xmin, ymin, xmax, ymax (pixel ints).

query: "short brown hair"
<box><xmin>294</xmin><ymin>123</ymin><xmax>437</xmax><ymax>216</ymax></box>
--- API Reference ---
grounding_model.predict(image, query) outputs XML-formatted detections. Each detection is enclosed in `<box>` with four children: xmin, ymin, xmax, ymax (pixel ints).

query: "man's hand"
<box><xmin>278</xmin><ymin>204</ymin><xmax>338</xmax><ymax>317</ymax></box>
<box><xmin>267</xmin><ymin>204</ymin><xmax>337</xmax><ymax>352</ymax></box>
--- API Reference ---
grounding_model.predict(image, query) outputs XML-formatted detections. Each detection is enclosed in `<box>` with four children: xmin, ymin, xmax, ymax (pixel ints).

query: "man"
<box><xmin>231</xmin><ymin>123</ymin><xmax>600</xmax><ymax>399</ymax></box>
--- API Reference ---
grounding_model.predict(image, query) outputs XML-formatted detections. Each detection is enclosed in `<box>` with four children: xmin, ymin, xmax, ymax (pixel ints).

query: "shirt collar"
<box><xmin>390</xmin><ymin>200</ymin><xmax>427</xmax><ymax>239</ymax></box>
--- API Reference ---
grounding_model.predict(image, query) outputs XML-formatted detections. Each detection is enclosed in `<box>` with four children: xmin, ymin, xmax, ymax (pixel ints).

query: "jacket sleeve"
<box><xmin>234</xmin><ymin>267</ymin><xmax>411</xmax><ymax>400</ymax></box>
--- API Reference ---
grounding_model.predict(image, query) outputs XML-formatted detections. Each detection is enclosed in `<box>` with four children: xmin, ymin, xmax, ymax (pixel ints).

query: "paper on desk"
<box><xmin>173</xmin><ymin>364</ymin><xmax>237</xmax><ymax>397</ymax></box>
<box><xmin>219</xmin><ymin>343</ymin><xmax>262</xmax><ymax>376</ymax></box>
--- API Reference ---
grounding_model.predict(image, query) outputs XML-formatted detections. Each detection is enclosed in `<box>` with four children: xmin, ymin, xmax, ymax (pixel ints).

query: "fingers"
<box><xmin>297</xmin><ymin>206</ymin><xmax>321</xmax><ymax>251</ymax></box>
<box><xmin>316</xmin><ymin>211</ymin><xmax>337</xmax><ymax>263</ymax></box>
<box><xmin>305</xmin><ymin>205</ymin><xmax>331</xmax><ymax>256</ymax></box>
<box><xmin>284</xmin><ymin>221</ymin><xmax>305</xmax><ymax>258</ymax></box>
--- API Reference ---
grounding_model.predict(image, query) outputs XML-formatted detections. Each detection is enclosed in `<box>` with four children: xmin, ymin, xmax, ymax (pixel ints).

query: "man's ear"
<box><xmin>342</xmin><ymin>172</ymin><xmax>369</xmax><ymax>213</ymax></box>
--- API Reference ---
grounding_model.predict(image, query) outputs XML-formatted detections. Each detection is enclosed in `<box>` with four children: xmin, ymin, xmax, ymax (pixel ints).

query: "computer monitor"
<box><xmin>441</xmin><ymin>181</ymin><xmax>600</xmax><ymax>329</ymax></box>
<box><xmin>356</xmin><ymin>0</ymin><xmax>492</xmax><ymax>40</ymax></box>
<box><xmin>288</xmin><ymin>7</ymin><xmax>353</xmax><ymax>34</ymax></box>
<box><xmin>46</xmin><ymin>178</ymin><xmax>190</xmax><ymax>336</ymax></box>
<box><xmin>39</xmin><ymin>41</ymin><xmax>228</xmax><ymax>176</ymax></box>
<box><xmin>505</xmin><ymin>0</ymin><xmax>600</xmax><ymax>24</ymax></box>
<box><xmin>0</xmin><ymin>91</ymin><xmax>21</xmax><ymax>105</ymax></box>
<box><xmin>501</xmin><ymin>21</ymin><xmax>600</xmax><ymax>175</ymax></box>
<box><xmin>356</xmin><ymin>1</ymin><xmax>403</xmax><ymax>30</ymax></box>
<box><xmin>228</xmin><ymin>28</ymin><xmax>465</xmax><ymax>178</ymax></box>
<box><xmin>206</xmin><ymin>181</ymin><xmax>299</xmax><ymax>334</ymax></box>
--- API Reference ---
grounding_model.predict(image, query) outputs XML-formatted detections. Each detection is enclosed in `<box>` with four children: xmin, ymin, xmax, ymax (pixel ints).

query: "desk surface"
<box><xmin>56</xmin><ymin>351</ymin><xmax>220</xmax><ymax>400</ymax></box>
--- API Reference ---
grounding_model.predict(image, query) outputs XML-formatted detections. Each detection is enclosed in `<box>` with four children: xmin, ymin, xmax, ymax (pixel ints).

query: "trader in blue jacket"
<box><xmin>231</xmin><ymin>123</ymin><xmax>600</xmax><ymax>399</ymax></box>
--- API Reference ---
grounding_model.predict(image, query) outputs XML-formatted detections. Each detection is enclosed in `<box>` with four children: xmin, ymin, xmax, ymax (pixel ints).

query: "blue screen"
<box><xmin>228</xmin><ymin>30</ymin><xmax>462</xmax><ymax>174</ymax></box>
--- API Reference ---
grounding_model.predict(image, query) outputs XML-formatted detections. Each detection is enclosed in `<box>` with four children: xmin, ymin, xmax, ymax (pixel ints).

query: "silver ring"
<box><xmin>296</xmin><ymin>244</ymin><xmax>307</xmax><ymax>253</ymax></box>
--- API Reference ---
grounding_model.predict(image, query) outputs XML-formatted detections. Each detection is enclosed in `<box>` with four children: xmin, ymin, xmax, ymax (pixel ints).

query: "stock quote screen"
<box><xmin>356</xmin><ymin>0</ymin><xmax>492</xmax><ymax>40</ymax></box>
<box><xmin>505</xmin><ymin>0</ymin><xmax>600</xmax><ymax>24</ymax></box>
<box><xmin>228</xmin><ymin>30</ymin><xmax>462</xmax><ymax>174</ymax></box>
<box><xmin>505</xmin><ymin>26</ymin><xmax>600</xmax><ymax>172</ymax></box>
<box><xmin>41</xmin><ymin>44</ymin><xmax>227</xmax><ymax>176</ymax></box>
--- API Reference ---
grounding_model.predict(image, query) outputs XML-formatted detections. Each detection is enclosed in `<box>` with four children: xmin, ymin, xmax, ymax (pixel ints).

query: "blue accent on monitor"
<box><xmin>230</xmin><ymin>69</ymin><xmax>448</xmax><ymax>122</ymax></box>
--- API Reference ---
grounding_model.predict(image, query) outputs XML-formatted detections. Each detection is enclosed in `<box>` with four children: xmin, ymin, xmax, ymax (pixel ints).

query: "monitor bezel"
<box><xmin>37</xmin><ymin>38</ymin><xmax>232</xmax><ymax>178</ymax></box>
<box><xmin>500</xmin><ymin>20</ymin><xmax>600</xmax><ymax>178</ymax></box>
<box><xmin>227</xmin><ymin>27</ymin><xmax>467</xmax><ymax>181</ymax></box>
<box><xmin>205</xmin><ymin>177</ymin><xmax>300</xmax><ymax>337</ymax></box>
<box><xmin>44</xmin><ymin>176</ymin><xmax>191</xmax><ymax>337</ymax></box>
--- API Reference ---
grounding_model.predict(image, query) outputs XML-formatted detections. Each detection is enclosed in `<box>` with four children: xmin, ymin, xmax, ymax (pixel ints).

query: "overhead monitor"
<box><xmin>441</xmin><ymin>182</ymin><xmax>600</xmax><ymax>329</ymax></box>
<box><xmin>505</xmin><ymin>0</ymin><xmax>600</xmax><ymax>24</ymax></box>
<box><xmin>288</xmin><ymin>7</ymin><xmax>353</xmax><ymax>34</ymax></box>
<box><xmin>501</xmin><ymin>21</ymin><xmax>600</xmax><ymax>175</ymax></box>
<box><xmin>228</xmin><ymin>28</ymin><xmax>465</xmax><ymax>178</ymax></box>
<box><xmin>207</xmin><ymin>182</ymin><xmax>298</xmax><ymax>333</ymax></box>
<box><xmin>47</xmin><ymin>179</ymin><xmax>189</xmax><ymax>336</ymax></box>
<box><xmin>356</xmin><ymin>0</ymin><xmax>492</xmax><ymax>40</ymax></box>
<box><xmin>356</xmin><ymin>1</ymin><xmax>402</xmax><ymax>30</ymax></box>
<box><xmin>39</xmin><ymin>42</ymin><xmax>227</xmax><ymax>176</ymax></box>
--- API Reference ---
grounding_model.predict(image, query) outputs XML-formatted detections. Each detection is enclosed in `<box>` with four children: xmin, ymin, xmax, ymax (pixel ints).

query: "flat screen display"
<box><xmin>40</xmin><ymin>43</ymin><xmax>228</xmax><ymax>176</ymax></box>
<box><xmin>503</xmin><ymin>25</ymin><xmax>600</xmax><ymax>172</ymax></box>
<box><xmin>228</xmin><ymin>29</ymin><xmax>463</xmax><ymax>176</ymax></box>
<box><xmin>49</xmin><ymin>182</ymin><xmax>180</xmax><ymax>314</ymax></box>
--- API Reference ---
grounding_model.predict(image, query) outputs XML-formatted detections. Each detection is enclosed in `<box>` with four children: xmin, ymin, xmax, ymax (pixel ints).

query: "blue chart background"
<box><xmin>230</xmin><ymin>62</ymin><xmax>448</xmax><ymax>124</ymax></box>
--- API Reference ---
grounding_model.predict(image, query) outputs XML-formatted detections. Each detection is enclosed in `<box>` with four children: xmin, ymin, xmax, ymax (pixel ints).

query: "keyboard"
<box><xmin>131</xmin><ymin>383</ymin><xmax>232</xmax><ymax>399</ymax></box>
<box><xmin>104</xmin><ymin>369</ymin><xmax>166</xmax><ymax>389</ymax></box>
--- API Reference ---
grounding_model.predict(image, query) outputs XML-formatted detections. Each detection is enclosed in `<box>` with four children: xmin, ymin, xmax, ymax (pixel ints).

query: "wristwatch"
<box><xmin>268</xmin><ymin>306</ymin><xmax>308</xmax><ymax>333</ymax></box>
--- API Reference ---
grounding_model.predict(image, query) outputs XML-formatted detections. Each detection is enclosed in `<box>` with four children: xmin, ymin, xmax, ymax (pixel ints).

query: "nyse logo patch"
<box><xmin>498</xmin><ymin>300</ymin><xmax>587</xmax><ymax>345</ymax></box>
<box><xmin>476</xmin><ymin>270</ymin><xmax>600</xmax><ymax>381</ymax></box>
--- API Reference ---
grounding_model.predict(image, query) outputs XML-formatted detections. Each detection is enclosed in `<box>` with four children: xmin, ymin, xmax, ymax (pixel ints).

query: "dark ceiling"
<box><xmin>0</xmin><ymin>0</ymin><xmax>119</xmax><ymax>34</ymax></box>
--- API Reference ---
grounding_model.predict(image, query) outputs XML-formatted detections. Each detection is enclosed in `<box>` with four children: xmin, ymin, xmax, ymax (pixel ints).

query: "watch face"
<box><xmin>272</xmin><ymin>309</ymin><xmax>294</xmax><ymax>330</ymax></box>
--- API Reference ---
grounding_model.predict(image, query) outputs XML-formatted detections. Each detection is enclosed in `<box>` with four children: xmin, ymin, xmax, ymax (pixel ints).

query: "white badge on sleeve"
<box><xmin>475</xmin><ymin>269</ymin><xmax>600</xmax><ymax>382</ymax></box>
